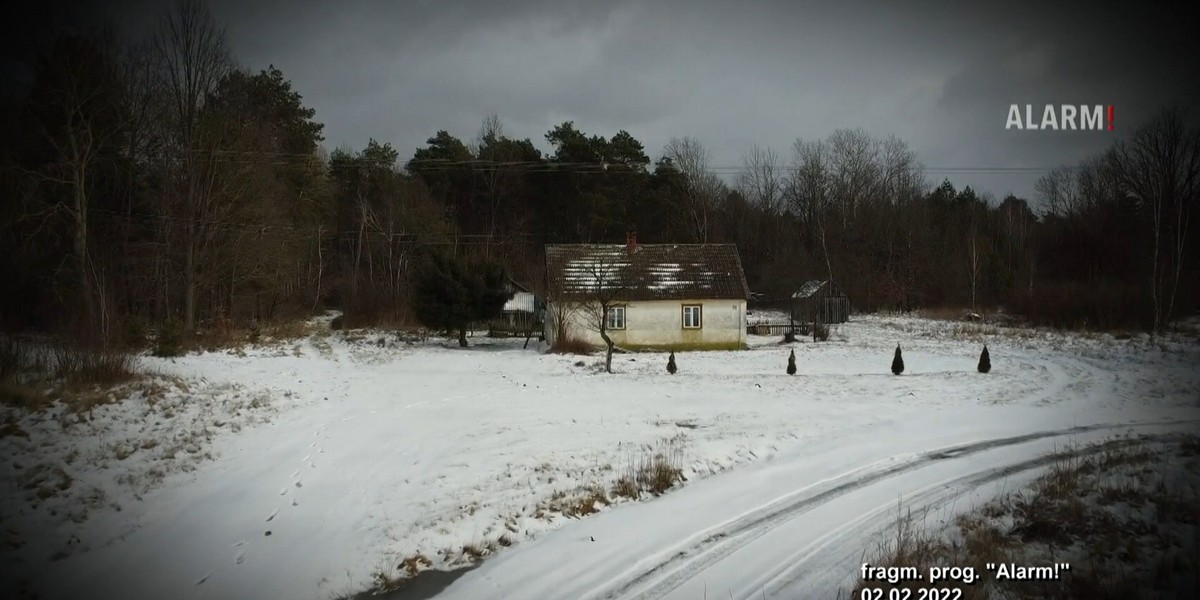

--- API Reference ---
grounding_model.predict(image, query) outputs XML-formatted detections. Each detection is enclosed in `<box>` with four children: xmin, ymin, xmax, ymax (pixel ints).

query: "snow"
<box><xmin>1</xmin><ymin>315</ymin><xmax>1197</xmax><ymax>600</ymax></box>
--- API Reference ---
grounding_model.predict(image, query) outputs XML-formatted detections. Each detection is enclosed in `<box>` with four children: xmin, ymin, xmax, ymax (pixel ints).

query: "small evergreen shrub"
<box><xmin>978</xmin><ymin>345</ymin><xmax>991</xmax><ymax>373</ymax></box>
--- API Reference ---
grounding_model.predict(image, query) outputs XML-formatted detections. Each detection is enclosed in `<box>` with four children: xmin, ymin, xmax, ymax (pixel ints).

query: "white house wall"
<box><xmin>547</xmin><ymin>299</ymin><xmax>747</xmax><ymax>351</ymax></box>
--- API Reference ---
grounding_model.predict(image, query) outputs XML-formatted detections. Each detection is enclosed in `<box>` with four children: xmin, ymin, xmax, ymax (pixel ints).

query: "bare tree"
<box><xmin>827</xmin><ymin>128</ymin><xmax>881</xmax><ymax>226</ymax></box>
<box><xmin>663</xmin><ymin>137</ymin><xmax>723</xmax><ymax>243</ymax></box>
<box><xmin>154</xmin><ymin>0</ymin><xmax>233</xmax><ymax>333</ymax></box>
<box><xmin>476</xmin><ymin>113</ymin><xmax>507</xmax><ymax>256</ymax></box>
<box><xmin>21</xmin><ymin>35</ymin><xmax>124</xmax><ymax>339</ymax></box>
<box><xmin>1035</xmin><ymin>167</ymin><xmax>1082</xmax><ymax>219</ymax></box>
<box><xmin>968</xmin><ymin>211</ymin><xmax>981</xmax><ymax>311</ymax></box>
<box><xmin>738</xmin><ymin>145</ymin><xmax>784</xmax><ymax>214</ymax></box>
<box><xmin>573</xmin><ymin>249</ymin><xmax>630</xmax><ymax>374</ymax></box>
<box><xmin>878</xmin><ymin>135</ymin><xmax>925</xmax><ymax>206</ymax></box>
<box><xmin>1112</xmin><ymin>109</ymin><xmax>1200</xmax><ymax>334</ymax></box>
<box><xmin>789</xmin><ymin>139</ymin><xmax>835</xmax><ymax>282</ymax></box>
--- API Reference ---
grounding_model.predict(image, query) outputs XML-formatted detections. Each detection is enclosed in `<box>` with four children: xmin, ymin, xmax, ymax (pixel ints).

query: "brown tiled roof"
<box><xmin>545</xmin><ymin>244</ymin><xmax>750</xmax><ymax>301</ymax></box>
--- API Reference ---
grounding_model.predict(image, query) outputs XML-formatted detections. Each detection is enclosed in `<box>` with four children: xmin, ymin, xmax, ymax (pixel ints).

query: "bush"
<box><xmin>153</xmin><ymin>320</ymin><xmax>186</xmax><ymax>357</ymax></box>
<box><xmin>813</xmin><ymin>322</ymin><xmax>830</xmax><ymax>341</ymax></box>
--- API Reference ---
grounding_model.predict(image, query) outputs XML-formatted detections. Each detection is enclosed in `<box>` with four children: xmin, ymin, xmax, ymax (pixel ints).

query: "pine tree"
<box><xmin>667</xmin><ymin>351</ymin><xmax>677</xmax><ymax>375</ymax></box>
<box><xmin>891</xmin><ymin>345</ymin><xmax>905</xmax><ymax>375</ymax></box>
<box><xmin>786</xmin><ymin>349</ymin><xmax>797</xmax><ymax>375</ymax></box>
<box><xmin>978</xmin><ymin>345</ymin><xmax>991</xmax><ymax>373</ymax></box>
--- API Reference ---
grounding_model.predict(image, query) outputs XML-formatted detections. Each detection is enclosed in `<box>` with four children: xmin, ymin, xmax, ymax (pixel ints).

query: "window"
<box><xmin>682</xmin><ymin>304</ymin><xmax>702</xmax><ymax>329</ymax></box>
<box><xmin>606</xmin><ymin>306</ymin><xmax>626</xmax><ymax>330</ymax></box>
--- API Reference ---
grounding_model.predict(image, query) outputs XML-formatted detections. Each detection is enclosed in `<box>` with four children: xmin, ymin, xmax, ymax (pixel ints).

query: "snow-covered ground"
<box><xmin>1</xmin><ymin>315</ymin><xmax>1197</xmax><ymax>600</ymax></box>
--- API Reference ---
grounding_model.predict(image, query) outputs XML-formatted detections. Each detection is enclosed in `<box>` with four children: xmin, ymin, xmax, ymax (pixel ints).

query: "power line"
<box><xmin>132</xmin><ymin>148</ymin><xmax>1086</xmax><ymax>174</ymax></box>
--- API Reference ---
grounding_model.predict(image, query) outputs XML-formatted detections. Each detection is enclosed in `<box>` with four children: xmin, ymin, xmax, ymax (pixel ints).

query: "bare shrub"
<box><xmin>51</xmin><ymin>345</ymin><xmax>135</xmax><ymax>385</ymax></box>
<box><xmin>813</xmin><ymin>322</ymin><xmax>830</xmax><ymax>341</ymax></box>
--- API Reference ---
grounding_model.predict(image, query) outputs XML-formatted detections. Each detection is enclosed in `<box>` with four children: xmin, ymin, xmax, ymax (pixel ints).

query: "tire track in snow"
<box><xmin>749</xmin><ymin>432</ymin><xmax>1191</xmax><ymax>598</ymax></box>
<box><xmin>603</xmin><ymin>420</ymin><xmax>1197</xmax><ymax>600</ymax></box>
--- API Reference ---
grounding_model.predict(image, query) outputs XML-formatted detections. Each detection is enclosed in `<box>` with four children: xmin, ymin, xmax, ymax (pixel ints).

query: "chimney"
<box><xmin>626</xmin><ymin>230</ymin><xmax>638</xmax><ymax>253</ymax></box>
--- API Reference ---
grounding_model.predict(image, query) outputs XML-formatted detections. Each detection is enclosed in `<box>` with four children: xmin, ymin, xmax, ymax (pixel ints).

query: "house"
<box><xmin>791</xmin><ymin>279</ymin><xmax>850</xmax><ymax>325</ymax></box>
<box><xmin>488</xmin><ymin>278</ymin><xmax>543</xmax><ymax>337</ymax></box>
<box><xmin>544</xmin><ymin>234</ymin><xmax>750</xmax><ymax>351</ymax></box>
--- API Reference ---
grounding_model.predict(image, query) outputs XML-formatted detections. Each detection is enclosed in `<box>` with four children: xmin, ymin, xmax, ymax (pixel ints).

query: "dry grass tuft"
<box><xmin>611</xmin><ymin>436</ymin><xmax>688</xmax><ymax>500</ymax></box>
<box><xmin>400</xmin><ymin>553</ymin><xmax>433</xmax><ymax>578</ymax></box>
<box><xmin>547</xmin><ymin>484</ymin><xmax>610</xmax><ymax>517</ymax></box>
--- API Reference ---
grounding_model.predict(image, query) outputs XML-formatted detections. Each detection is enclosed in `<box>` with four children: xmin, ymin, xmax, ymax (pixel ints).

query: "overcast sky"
<box><xmin>11</xmin><ymin>0</ymin><xmax>1200</xmax><ymax>201</ymax></box>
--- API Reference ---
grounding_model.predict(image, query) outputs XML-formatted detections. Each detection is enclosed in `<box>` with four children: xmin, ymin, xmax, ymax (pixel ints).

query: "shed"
<box><xmin>791</xmin><ymin>280</ymin><xmax>849</xmax><ymax>325</ymax></box>
<box><xmin>488</xmin><ymin>278</ymin><xmax>543</xmax><ymax>337</ymax></box>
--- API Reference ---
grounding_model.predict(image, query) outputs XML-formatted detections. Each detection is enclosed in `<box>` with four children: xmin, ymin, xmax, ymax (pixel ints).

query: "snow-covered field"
<box><xmin>1</xmin><ymin>315</ymin><xmax>1197</xmax><ymax>600</ymax></box>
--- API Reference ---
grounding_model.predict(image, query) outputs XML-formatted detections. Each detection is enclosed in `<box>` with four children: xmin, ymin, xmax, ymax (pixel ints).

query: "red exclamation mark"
<box><xmin>1108</xmin><ymin>105</ymin><xmax>1115</xmax><ymax>131</ymax></box>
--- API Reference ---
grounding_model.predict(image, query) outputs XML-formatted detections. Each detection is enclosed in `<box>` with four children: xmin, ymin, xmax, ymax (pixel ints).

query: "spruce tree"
<box><xmin>786</xmin><ymin>349</ymin><xmax>797</xmax><ymax>375</ymax></box>
<box><xmin>978</xmin><ymin>345</ymin><xmax>991</xmax><ymax>373</ymax></box>
<box><xmin>667</xmin><ymin>351</ymin><xmax>677</xmax><ymax>375</ymax></box>
<box><xmin>413</xmin><ymin>254</ymin><xmax>512</xmax><ymax>347</ymax></box>
<box><xmin>891</xmin><ymin>345</ymin><xmax>905</xmax><ymax>375</ymax></box>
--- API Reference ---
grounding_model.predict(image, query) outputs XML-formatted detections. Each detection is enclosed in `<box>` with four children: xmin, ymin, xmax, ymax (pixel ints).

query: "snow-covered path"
<box><xmin>2</xmin><ymin>316</ymin><xmax>1197</xmax><ymax>600</ymax></box>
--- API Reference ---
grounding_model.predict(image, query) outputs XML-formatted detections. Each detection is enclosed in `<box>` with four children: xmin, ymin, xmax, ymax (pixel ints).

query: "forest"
<box><xmin>1</xmin><ymin>0</ymin><xmax>1197</xmax><ymax>352</ymax></box>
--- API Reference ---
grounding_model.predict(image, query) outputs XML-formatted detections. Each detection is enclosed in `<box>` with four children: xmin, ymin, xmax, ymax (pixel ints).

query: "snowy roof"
<box><xmin>791</xmin><ymin>280</ymin><xmax>846</xmax><ymax>299</ymax></box>
<box><xmin>792</xmin><ymin>280</ymin><xmax>827</xmax><ymax>299</ymax></box>
<box><xmin>545</xmin><ymin>244</ymin><xmax>750</xmax><ymax>301</ymax></box>
<box><xmin>503</xmin><ymin>291</ymin><xmax>537</xmax><ymax>313</ymax></box>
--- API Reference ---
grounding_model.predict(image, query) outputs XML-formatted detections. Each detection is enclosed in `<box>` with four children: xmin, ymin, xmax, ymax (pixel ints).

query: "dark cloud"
<box><xmin>21</xmin><ymin>0</ymin><xmax>1200</xmax><ymax>200</ymax></box>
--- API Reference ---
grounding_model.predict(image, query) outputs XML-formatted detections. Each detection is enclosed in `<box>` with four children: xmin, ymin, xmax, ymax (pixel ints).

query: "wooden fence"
<box><xmin>747</xmin><ymin>322</ymin><xmax>811</xmax><ymax>336</ymax></box>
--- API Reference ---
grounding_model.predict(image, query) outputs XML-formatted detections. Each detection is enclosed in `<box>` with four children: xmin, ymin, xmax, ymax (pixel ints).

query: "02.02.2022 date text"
<box><xmin>859</xmin><ymin>589</ymin><xmax>963</xmax><ymax>600</ymax></box>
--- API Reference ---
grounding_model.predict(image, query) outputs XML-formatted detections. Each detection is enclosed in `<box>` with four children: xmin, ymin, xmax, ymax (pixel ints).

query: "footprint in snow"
<box><xmin>194</xmin><ymin>570</ymin><xmax>215</xmax><ymax>586</ymax></box>
<box><xmin>291</xmin><ymin>470</ymin><xmax>300</xmax><ymax>479</ymax></box>
<box><xmin>279</xmin><ymin>487</ymin><xmax>288</xmax><ymax>496</ymax></box>
<box><xmin>295</xmin><ymin>481</ymin><xmax>303</xmax><ymax>488</ymax></box>
<box><xmin>266</xmin><ymin>509</ymin><xmax>278</xmax><ymax>522</ymax></box>
<box><xmin>235</xmin><ymin>551</ymin><xmax>246</xmax><ymax>565</ymax></box>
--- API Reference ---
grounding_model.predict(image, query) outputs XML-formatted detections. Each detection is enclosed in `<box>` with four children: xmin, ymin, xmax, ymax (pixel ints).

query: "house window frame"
<box><xmin>606</xmin><ymin>305</ymin><xmax>626</xmax><ymax>330</ymax></box>
<box><xmin>682</xmin><ymin>304</ymin><xmax>702</xmax><ymax>329</ymax></box>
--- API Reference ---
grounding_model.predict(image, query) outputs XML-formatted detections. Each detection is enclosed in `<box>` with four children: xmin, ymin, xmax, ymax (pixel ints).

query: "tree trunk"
<box><xmin>600</xmin><ymin>328</ymin><xmax>614</xmax><ymax>373</ymax></box>
<box><xmin>73</xmin><ymin>183</ymin><xmax>94</xmax><ymax>330</ymax></box>
<box><xmin>458</xmin><ymin>328</ymin><xmax>468</xmax><ymax>347</ymax></box>
<box><xmin>184</xmin><ymin>233</ymin><xmax>197</xmax><ymax>334</ymax></box>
